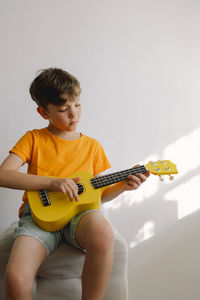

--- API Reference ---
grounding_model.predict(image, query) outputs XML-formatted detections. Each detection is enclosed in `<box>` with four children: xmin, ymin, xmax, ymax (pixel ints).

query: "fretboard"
<box><xmin>91</xmin><ymin>165</ymin><xmax>147</xmax><ymax>189</ymax></box>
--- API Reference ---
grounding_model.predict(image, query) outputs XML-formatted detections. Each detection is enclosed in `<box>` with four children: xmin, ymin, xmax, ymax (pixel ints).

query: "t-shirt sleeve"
<box><xmin>93</xmin><ymin>141</ymin><xmax>111</xmax><ymax>175</ymax></box>
<box><xmin>9</xmin><ymin>131</ymin><xmax>33</xmax><ymax>164</ymax></box>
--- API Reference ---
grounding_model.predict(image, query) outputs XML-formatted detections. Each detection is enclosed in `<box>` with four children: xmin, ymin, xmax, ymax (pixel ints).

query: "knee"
<box><xmin>5</xmin><ymin>266</ymin><xmax>34</xmax><ymax>297</ymax></box>
<box><xmin>89</xmin><ymin>219</ymin><xmax>114</xmax><ymax>253</ymax></box>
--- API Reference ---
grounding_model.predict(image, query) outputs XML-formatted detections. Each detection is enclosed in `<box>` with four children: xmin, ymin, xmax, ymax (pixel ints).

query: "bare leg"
<box><xmin>76</xmin><ymin>211</ymin><xmax>114</xmax><ymax>300</ymax></box>
<box><xmin>5</xmin><ymin>236</ymin><xmax>47</xmax><ymax>300</ymax></box>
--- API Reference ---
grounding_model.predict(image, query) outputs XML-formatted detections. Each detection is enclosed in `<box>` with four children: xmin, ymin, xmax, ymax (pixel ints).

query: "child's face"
<box><xmin>40</xmin><ymin>94</ymin><xmax>82</xmax><ymax>132</ymax></box>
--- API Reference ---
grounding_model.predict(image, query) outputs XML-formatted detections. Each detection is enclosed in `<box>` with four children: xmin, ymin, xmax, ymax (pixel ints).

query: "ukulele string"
<box><xmin>52</xmin><ymin>166</ymin><xmax>146</xmax><ymax>192</ymax></box>
<box><xmin>45</xmin><ymin>166</ymin><xmax>147</xmax><ymax>201</ymax></box>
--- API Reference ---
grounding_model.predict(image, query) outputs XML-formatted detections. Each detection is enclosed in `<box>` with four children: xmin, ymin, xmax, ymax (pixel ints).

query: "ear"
<box><xmin>37</xmin><ymin>106</ymin><xmax>49</xmax><ymax>120</ymax></box>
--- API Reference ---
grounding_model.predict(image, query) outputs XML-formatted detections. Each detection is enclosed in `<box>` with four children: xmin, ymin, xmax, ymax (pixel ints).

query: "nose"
<box><xmin>69</xmin><ymin>107</ymin><xmax>76</xmax><ymax>118</ymax></box>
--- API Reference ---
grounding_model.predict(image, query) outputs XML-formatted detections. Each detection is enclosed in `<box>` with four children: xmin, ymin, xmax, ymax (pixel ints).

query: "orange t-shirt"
<box><xmin>10</xmin><ymin>128</ymin><xmax>111</xmax><ymax>216</ymax></box>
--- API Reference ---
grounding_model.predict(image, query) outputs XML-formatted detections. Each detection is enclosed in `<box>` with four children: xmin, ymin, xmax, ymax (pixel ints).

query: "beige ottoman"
<box><xmin>0</xmin><ymin>221</ymin><xmax>128</xmax><ymax>300</ymax></box>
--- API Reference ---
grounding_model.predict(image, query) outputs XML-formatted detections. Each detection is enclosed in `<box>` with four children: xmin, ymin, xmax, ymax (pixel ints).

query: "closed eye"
<box><xmin>58</xmin><ymin>103</ymin><xmax>81</xmax><ymax>112</ymax></box>
<box><xmin>58</xmin><ymin>109</ymin><xmax>68</xmax><ymax>112</ymax></box>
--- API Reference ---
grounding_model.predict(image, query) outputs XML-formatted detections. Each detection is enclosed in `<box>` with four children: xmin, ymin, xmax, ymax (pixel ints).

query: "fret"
<box><xmin>91</xmin><ymin>165</ymin><xmax>148</xmax><ymax>189</ymax></box>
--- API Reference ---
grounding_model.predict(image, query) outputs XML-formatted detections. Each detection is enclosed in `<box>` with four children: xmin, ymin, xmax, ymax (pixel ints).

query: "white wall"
<box><xmin>0</xmin><ymin>0</ymin><xmax>200</xmax><ymax>299</ymax></box>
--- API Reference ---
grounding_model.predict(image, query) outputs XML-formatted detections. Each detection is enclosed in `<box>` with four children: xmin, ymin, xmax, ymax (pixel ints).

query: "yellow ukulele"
<box><xmin>27</xmin><ymin>160</ymin><xmax>178</xmax><ymax>232</ymax></box>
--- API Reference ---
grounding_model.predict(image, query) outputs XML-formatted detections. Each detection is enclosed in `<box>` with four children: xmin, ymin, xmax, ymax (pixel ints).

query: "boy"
<box><xmin>0</xmin><ymin>68</ymin><xmax>150</xmax><ymax>300</ymax></box>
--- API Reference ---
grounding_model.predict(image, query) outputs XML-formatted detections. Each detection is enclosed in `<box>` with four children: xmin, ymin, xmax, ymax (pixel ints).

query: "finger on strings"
<box><xmin>72</xmin><ymin>186</ymin><xmax>79</xmax><ymax>202</ymax></box>
<box><xmin>65</xmin><ymin>186</ymin><xmax>74</xmax><ymax>201</ymax></box>
<box><xmin>135</xmin><ymin>173</ymin><xmax>147</xmax><ymax>182</ymax></box>
<box><xmin>128</xmin><ymin>175</ymin><xmax>141</xmax><ymax>184</ymax></box>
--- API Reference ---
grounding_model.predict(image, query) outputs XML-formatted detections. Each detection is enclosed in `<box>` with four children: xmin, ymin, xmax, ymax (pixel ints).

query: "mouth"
<box><xmin>70</xmin><ymin>121</ymin><xmax>78</xmax><ymax>126</ymax></box>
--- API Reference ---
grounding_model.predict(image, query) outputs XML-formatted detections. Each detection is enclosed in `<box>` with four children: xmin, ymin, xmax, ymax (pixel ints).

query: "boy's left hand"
<box><xmin>123</xmin><ymin>164</ymin><xmax>150</xmax><ymax>191</ymax></box>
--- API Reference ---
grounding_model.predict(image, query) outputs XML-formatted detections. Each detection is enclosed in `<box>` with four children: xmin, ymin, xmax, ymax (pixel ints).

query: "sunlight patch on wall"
<box><xmin>129</xmin><ymin>221</ymin><xmax>155</xmax><ymax>248</ymax></box>
<box><xmin>163</xmin><ymin>127</ymin><xmax>200</xmax><ymax>177</ymax></box>
<box><xmin>163</xmin><ymin>127</ymin><xmax>200</xmax><ymax>219</ymax></box>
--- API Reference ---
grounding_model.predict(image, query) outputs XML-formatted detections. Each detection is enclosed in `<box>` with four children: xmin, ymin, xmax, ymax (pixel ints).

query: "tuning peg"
<box><xmin>169</xmin><ymin>175</ymin><xmax>174</xmax><ymax>181</ymax></box>
<box><xmin>159</xmin><ymin>175</ymin><xmax>164</xmax><ymax>182</ymax></box>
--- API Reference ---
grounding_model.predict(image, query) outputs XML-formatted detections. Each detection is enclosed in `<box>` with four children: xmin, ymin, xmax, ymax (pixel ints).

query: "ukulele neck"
<box><xmin>91</xmin><ymin>165</ymin><xmax>147</xmax><ymax>189</ymax></box>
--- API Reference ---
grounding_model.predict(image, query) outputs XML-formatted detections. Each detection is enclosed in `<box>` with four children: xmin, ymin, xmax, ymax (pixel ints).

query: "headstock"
<box><xmin>145</xmin><ymin>160</ymin><xmax>178</xmax><ymax>181</ymax></box>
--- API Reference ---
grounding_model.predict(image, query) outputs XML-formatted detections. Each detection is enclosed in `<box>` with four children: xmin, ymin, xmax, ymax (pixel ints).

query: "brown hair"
<box><xmin>29</xmin><ymin>68</ymin><xmax>81</xmax><ymax>108</ymax></box>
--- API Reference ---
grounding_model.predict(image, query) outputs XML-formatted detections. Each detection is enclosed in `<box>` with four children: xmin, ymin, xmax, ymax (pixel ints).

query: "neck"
<box><xmin>91</xmin><ymin>165</ymin><xmax>148</xmax><ymax>189</ymax></box>
<box><xmin>47</xmin><ymin>125</ymin><xmax>80</xmax><ymax>140</ymax></box>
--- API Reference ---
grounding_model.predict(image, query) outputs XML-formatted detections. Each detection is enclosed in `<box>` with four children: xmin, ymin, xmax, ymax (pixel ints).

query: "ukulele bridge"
<box><xmin>77</xmin><ymin>183</ymin><xmax>84</xmax><ymax>195</ymax></box>
<box><xmin>39</xmin><ymin>189</ymin><xmax>51</xmax><ymax>206</ymax></box>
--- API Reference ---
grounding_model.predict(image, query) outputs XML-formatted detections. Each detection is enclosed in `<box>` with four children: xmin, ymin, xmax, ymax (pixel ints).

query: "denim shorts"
<box><xmin>13</xmin><ymin>204</ymin><xmax>97</xmax><ymax>255</ymax></box>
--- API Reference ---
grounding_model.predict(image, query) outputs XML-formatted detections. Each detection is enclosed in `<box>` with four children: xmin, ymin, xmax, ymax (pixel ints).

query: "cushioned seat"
<box><xmin>0</xmin><ymin>221</ymin><xmax>128</xmax><ymax>300</ymax></box>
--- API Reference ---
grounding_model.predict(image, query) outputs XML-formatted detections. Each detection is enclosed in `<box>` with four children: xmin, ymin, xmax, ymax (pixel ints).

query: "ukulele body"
<box><xmin>28</xmin><ymin>171</ymin><xmax>103</xmax><ymax>232</ymax></box>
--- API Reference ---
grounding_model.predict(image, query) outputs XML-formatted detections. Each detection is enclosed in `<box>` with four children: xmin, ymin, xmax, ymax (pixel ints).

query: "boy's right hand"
<box><xmin>49</xmin><ymin>177</ymin><xmax>81</xmax><ymax>202</ymax></box>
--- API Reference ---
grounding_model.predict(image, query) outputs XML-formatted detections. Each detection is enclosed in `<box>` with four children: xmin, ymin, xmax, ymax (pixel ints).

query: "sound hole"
<box><xmin>77</xmin><ymin>183</ymin><xmax>84</xmax><ymax>195</ymax></box>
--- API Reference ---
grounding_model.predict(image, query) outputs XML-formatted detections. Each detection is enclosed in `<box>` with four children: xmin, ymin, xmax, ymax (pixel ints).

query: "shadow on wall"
<box><xmin>103</xmin><ymin>126</ymin><xmax>200</xmax><ymax>246</ymax></box>
<box><xmin>104</xmin><ymin>188</ymin><xmax>178</xmax><ymax>248</ymax></box>
<box><xmin>127</xmin><ymin>208</ymin><xmax>200</xmax><ymax>300</ymax></box>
